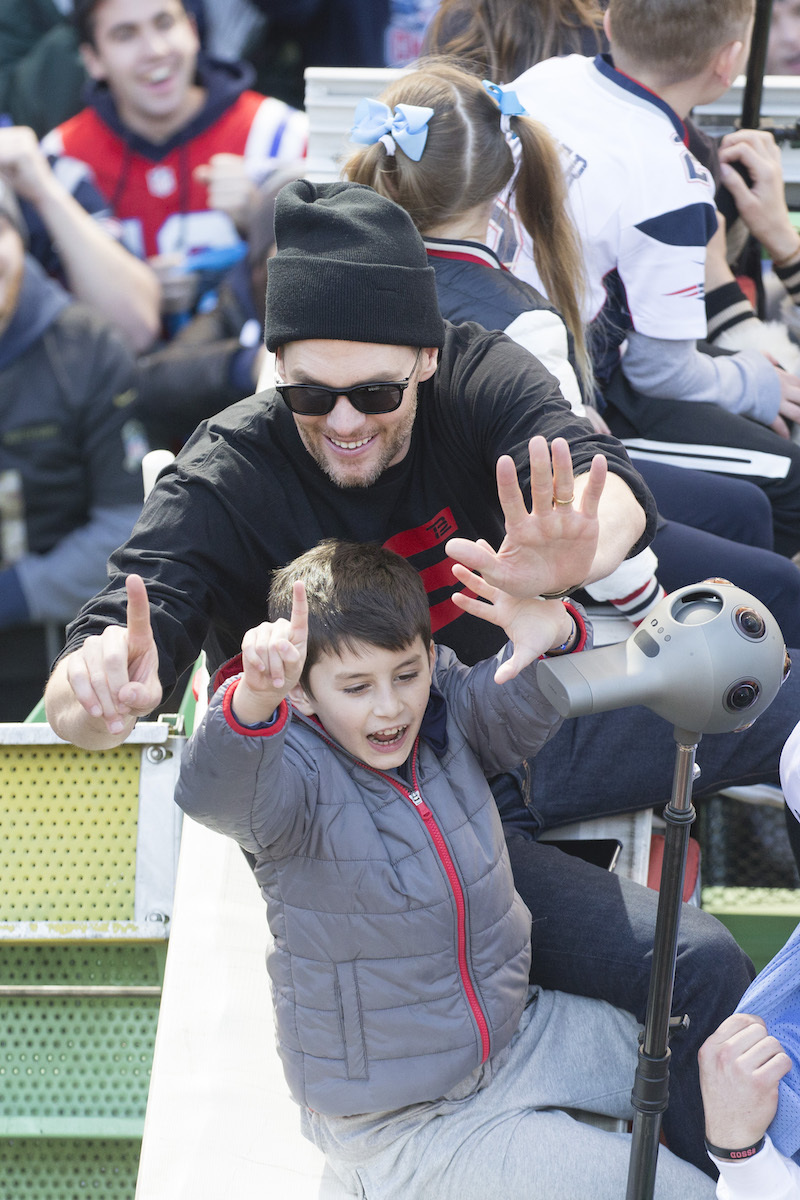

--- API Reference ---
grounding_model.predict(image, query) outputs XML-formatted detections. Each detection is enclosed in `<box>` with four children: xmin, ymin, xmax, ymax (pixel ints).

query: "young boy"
<box><xmin>502</xmin><ymin>0</ymin><xmax>800</xmax><ymax>557</ymax></box>
<box><xmin>174</xmin><ymin>538</ymin><xmax>716</xmax><ymax>1199</ymax></box>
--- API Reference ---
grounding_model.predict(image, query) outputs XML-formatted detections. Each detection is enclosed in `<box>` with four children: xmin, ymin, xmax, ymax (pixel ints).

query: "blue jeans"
<box><xmin>501</xmin><ymin>834</ymin><xmax>753</xmax><ymax>1176</ymax></box>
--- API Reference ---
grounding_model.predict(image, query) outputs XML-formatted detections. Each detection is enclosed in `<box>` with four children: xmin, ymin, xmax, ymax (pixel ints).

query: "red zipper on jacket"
<box><xmin>306</xmin><ymin>719</ymin><xmax>492</xmax><ymax>1062</ymax></box>
<box><xmin>384</xmin><ymin>745</ymin><xmax>491</xmax><ymax>1063</ymax></box>
<box><xmin>402</xmin><ymin>775</ymin><xmax>491</xmax><ymax>1063</ymax></box>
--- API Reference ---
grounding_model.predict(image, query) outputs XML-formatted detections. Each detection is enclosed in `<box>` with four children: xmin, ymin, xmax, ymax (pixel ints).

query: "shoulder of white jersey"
<box><xmin>243</xmin><ymin>96</ymin><xmax>308</xmax><ymax>164</ymax></box>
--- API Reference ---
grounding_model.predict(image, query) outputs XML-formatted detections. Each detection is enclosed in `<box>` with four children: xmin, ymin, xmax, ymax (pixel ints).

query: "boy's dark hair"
<box><xmin>607</xmin><ymin>0</ymin><xmax>754</xmax><ymax>82</ymax></box>
<box><xmin>268</xmin><ymin>540</ymin><xmax>433</xmax><ymax>692</ymax></box>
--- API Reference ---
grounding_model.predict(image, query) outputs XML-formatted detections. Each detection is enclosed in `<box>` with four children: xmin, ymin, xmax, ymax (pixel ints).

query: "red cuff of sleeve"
<box><xmin>222</xmin><ymin>678</ymin><xmax>289</xmax><ymax>737</ymax></box>
<box><xmin>563</xmin><ymin>601</ymin><xmax>588</xmax><ymax>653</ymax></box>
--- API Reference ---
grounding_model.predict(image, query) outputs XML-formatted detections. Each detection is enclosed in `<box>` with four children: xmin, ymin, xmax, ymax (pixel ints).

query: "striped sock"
<box><xmin>607</xmin><ymin>576</ymin><xmax>666</xmax><ymax>625</ymax></box>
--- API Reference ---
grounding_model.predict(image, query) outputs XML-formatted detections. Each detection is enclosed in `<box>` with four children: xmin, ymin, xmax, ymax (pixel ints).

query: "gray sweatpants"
<box><xmin>302</xmin><ymin>987</ymin><xmax>716</xmax><ymax>1200</ymax></box>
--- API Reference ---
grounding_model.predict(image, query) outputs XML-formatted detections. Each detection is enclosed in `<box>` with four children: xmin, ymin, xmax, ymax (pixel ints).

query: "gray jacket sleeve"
<box><xmin>16</xmin><ymin>503</ymin><xmax>142</xmax><ymax>624</ymax></box>
<box><xmin>621</xmin><ymin>330</ymin><xmax>780</xmax><ymax>424</ymax></box>
<box><xmin>434</xmin><ymin>612</ymin><xmax>593</xmax><ymax>778</ymax></box>
<box><xmin>175</xmin><ymin>688</ymin><xmax>315</xmax><ymax>854</ymax></box>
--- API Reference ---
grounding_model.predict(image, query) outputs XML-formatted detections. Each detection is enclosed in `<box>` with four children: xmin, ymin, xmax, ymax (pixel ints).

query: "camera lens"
<box><xmin>735</xmin><ymin>607</ymin><xmax>766</xmax><ymax>639</ymax></box>
<box><xmin>725</xmin><ymin>680</ymin><xmax>759</xmax><ymax>711</ymax></box>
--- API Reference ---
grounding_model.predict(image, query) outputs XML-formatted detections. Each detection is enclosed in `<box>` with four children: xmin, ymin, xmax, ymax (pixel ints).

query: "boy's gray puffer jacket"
<box><xmin>175</xmin><ymin>640</ymin><xmax>573</xmax><ymax>1117</ymax></box>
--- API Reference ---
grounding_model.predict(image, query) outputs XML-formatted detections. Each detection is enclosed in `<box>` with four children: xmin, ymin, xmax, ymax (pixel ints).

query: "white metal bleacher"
<box><xmin>135</xmin><ymin>796</ymin><xmax>356</xmax><ymax>1199</ymax></box>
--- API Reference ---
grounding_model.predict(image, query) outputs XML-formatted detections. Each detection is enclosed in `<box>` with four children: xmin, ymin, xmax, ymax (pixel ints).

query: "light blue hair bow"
<box><xmin>350</xmin><ymin>98</ymin><xmax>435</xmax><ymax>162</ymax></box>
<box><xmin>481</xmin><ymin>80</ymin><xmax>527</xmax><ymax>140</ymax></box>
<box><xmin>481</xmin><ymin>80</ymin><xmax>527</xmax><ymax>118</ymax></box>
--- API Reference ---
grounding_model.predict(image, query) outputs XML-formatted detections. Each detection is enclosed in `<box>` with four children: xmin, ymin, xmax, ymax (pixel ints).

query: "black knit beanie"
<box><xmin>264</xmin><ymin>179</ymin><xmax>445</xmax><ymax>351</ymax></box>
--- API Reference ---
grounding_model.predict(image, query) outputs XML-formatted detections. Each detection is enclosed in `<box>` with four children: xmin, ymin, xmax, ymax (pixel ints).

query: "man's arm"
<box><xmin>0</xmin><ymin>126</ymin><xmax>161</xmax><ymax>352</ymax></box>
<box><xmin>438</xmin><ymin>321</ymin><xmax>655</xmax><ymax>575</ymax></box>
<box><xmin>573</xmin><ymin>464</ymin><xmax>646</xmax><ymax>585</ymax></box>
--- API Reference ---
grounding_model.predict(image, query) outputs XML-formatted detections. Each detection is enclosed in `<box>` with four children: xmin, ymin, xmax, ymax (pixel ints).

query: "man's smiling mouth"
<box><xmin>327</xmin><ymin>435</ymin><xmax>376</xmax><ymax>451</ymax></box>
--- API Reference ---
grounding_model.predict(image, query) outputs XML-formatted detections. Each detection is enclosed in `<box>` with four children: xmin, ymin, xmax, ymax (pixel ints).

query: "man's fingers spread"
<box><xmin>495</xmin><ymin>454</ymin><xmax>530</xmax><ymax>523</ymax></box>
<box><xmin>577</xmin><ymin>454</ymin><xmax>608</xmax><ymax>517</ymax></box>
<box><xmin>528</xmin><ymin>438</ymin><xmax>558</xmax><ymax>514</ymax></box>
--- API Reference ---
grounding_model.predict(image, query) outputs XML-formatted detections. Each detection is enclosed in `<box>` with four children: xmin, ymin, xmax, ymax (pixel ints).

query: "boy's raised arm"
<box><xmin>449</xmin><ymin>559</ymin><xmax>578</xmax><ymax>684</ymax></box>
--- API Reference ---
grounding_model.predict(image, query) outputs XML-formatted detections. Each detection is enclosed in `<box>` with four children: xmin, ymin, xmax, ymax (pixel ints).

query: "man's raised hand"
<box><xmin>63</xmin><ymin>573</ymin><xmax>161</xmax><ymax>738</ymax></box>
<box><xmin>445</xmin><ymin>436</ymin><xmax>607</xmax><ymax>600</ymax></box>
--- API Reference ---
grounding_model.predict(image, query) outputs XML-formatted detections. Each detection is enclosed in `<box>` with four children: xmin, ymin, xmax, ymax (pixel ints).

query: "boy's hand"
<box><xmin>699</xmin><ymin>1012</ymin><xmax>791</xmax><ymax>1151</ymax></box>
<box><xmin>231</xmin><ymin>582</ymin><xmax>308</xmax><ymax>725</ymax></box>
<box><xmin>445</xmin><ymin>436</ymin><xmax>606</xmax><ymax>600</ymax></box>
<box><xmin>450</xmin><ymin>555</ymin><xmax>575</xmax><ymax>683</ymax></box>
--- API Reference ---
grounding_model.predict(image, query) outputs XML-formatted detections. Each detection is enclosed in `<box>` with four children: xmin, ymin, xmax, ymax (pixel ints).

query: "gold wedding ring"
<box><xmin>552</xmin><ymin>494</ymin><xmax>574</xmax><ymax>507</ymax></box>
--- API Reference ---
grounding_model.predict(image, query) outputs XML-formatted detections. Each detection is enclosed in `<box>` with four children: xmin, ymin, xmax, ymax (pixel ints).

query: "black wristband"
<box><xmin>704</xmin><ymin>1136</ymin><xmax>765</xmax><ymax>1162</ymax></box>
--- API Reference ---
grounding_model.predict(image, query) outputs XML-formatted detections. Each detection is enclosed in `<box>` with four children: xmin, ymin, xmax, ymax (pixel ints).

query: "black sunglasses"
<box><xmin>276</xmin><ymin>351</ymin><xmax>422</xmax><ymax>417</ymax></box>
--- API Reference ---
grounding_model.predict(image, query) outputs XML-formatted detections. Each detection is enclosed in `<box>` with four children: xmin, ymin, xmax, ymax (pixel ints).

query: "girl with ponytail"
<box><xmin>343</xmin><ymin>58</ymin><xmax>593</xmax><ymax>416</ymax></box>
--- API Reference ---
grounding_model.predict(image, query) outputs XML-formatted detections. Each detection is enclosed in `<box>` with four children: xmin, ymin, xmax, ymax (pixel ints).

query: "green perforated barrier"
<box><xmin>1</xmin><ymin>698</ymin><xmax>188</xmax><ymax>1197</ymax></box>
<box><xmin>0</xmin><ymin>745</ymin><xmax>140</xmax><ymax>922</ymax></box>
<box><xmin>0</xmin><ymin>945</ymin><xmax>162</xmax><ymax>1136</ymax></box>
<box><xmin>0</xmin><ymin>945</ymin><xmax>163</xmax><ymax>1198</ymax></box>
<box><xmin>0</xmin><ymin>1139</ymin><xmax>142</xmax><ymax>1198</ymax></box>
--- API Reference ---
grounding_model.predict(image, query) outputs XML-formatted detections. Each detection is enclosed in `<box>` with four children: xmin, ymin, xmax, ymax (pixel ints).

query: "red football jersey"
<box><xmin>43</xmin><ymin>92</ymin><xmax>307</xmax><ymax>258</ymax></box>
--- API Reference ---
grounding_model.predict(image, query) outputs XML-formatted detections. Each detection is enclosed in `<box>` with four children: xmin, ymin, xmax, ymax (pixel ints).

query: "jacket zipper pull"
<box><xmin>408</xmin><ymin>789</ymin><xmax>432</xmax><ymax>819</ymax></box>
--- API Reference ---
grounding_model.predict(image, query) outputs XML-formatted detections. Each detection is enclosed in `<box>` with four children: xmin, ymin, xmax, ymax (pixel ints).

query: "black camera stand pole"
<box><xmin>625</xmin><ymin>730</ymin><xmax>701</xmax><ymax>1200</ymax></box>
<box><xmin>741</xmin><ymin>0</ymin><xmax>775</xmax><ymax>130</ymax></box>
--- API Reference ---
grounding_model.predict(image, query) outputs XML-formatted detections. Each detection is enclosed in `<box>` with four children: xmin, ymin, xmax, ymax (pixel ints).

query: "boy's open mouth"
<box><xmin>368</xmin><ymin>726</ymin><xmax>407</xmax><ymax>746</ymax></box>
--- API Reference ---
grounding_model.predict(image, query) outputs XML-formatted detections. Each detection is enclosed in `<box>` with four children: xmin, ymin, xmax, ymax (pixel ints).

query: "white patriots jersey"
<box><xmin>495</xmin><ymin>54</ymin><xmax>717</xmax><ymax>374</ymax></box>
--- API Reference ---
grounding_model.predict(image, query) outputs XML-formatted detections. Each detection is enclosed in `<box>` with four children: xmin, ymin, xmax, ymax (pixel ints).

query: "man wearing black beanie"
<box><xmin>47</xmin><ymin>179</ymin><xmax>774</xmax><ymax>1176</ymax></box>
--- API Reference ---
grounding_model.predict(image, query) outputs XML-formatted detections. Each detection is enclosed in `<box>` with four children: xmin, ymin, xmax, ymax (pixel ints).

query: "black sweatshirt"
<box><xmin>61</xmin><ymin>321</ymin><xmax>655</xmax><ymax>692</ymax></box>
